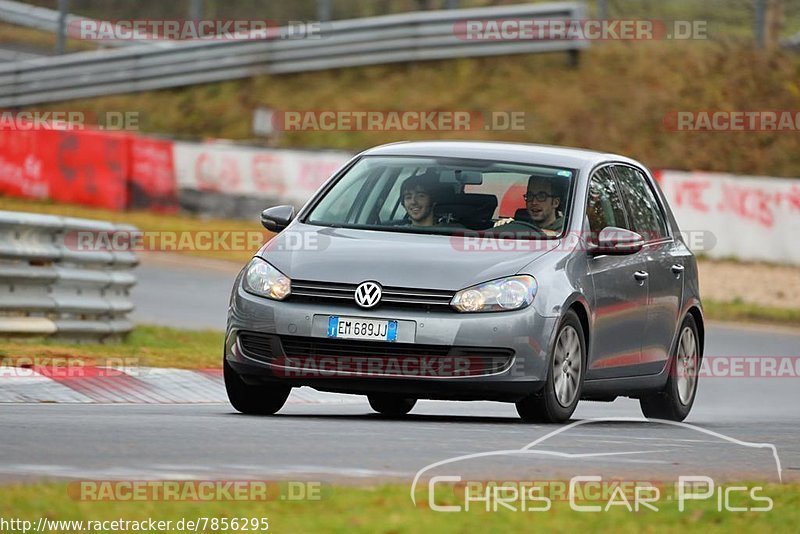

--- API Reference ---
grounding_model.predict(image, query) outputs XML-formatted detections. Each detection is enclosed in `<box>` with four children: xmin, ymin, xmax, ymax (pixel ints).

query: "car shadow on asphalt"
<box><xmin>226</xmin><ymin>411</ymin><xmax>527</xmax><ymax>424</ymax></box>
<box><xmin>225</xmin><ymin>411</ymin><xmax>717</xmax><ymax>428</ymax></box>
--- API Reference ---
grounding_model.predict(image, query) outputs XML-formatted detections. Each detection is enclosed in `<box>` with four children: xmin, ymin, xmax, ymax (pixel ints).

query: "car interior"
<box><xmin>307</xmin><ymin>160</ymin><xmax>572</xmax><ymax>237</ymax></box>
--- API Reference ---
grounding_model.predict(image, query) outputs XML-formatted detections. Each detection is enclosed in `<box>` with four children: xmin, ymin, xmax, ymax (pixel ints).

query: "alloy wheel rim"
<box><xmin>676</xmin><ymin>326</ymin><xmax>698</xmax><ymax>405</ymax></box>
<box><xmin>552</xmin><ymin>325</ymin><xmax>582</xmax><ymax>407</ymax></box>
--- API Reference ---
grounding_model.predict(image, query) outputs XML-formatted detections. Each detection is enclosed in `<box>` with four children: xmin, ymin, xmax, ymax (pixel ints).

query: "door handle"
<box><xmin>671</xmin><ymin>264</ymin><xmax>685</xmax><ymax>275</ymax></box>
<box><xmin>633</xmin><ymin>270</ymin><xmax>649</xmax><ymax>282</ymax></box>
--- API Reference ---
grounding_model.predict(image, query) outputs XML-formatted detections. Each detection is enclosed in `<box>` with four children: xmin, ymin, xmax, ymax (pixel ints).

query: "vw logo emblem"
<box><xmin>354</xmin><ymin>281</ymin><xmax>382</xmax><ymax>308</ymax></box>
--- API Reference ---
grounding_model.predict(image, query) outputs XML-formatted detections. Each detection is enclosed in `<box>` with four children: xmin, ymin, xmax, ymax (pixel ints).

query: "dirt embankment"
<box><xmin>698</xmin><ymin>260</ymin><xmax>800</xmax><ymax>309</ymax></box>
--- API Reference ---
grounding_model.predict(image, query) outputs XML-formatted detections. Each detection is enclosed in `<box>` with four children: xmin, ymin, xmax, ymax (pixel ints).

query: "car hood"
<box><xmin>257</xmin><ymin>223</ymin><xmax>559</xmax><ymax>290</ymax></box>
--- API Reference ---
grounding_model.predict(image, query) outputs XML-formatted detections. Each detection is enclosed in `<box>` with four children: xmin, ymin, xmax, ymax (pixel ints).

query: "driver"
<box><xmin>518</xmin><ymin>175</ymin><xmax>564</xmax><ymax>236</ymax></box>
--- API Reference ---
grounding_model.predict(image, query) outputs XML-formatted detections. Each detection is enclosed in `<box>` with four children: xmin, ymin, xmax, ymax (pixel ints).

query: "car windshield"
<box><xmin>304</xmin><ymin>156</ymin><xmax>575</xmax><ymax>239</ymax></box>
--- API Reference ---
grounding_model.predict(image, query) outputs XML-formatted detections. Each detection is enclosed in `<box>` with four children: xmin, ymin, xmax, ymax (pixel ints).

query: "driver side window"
<box><xmin>587</xmin><ymin>167</ymin><xmax>628</xmax><ymax>233</ymax></box>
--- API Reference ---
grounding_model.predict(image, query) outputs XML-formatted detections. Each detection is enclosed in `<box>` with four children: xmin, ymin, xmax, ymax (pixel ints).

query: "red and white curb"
<box><xmin>0</xmin><ymin>366</ymin><xmax>359</xmax><ymax>405</ymax></box>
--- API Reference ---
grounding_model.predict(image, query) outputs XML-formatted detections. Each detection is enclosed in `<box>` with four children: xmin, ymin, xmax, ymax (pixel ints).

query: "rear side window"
<box><xmin>586</xmin><ymin>167</ymin><xmax>628</xmax><ymax>233</ymax></box>
<box><xmin>613</xmin><ymin>166</ymin><xmax>669</xmax><ymax>240</ymax></box>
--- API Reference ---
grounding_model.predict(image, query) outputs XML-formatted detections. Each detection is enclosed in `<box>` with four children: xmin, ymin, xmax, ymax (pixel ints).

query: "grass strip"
<box><xmin>704</xmin><ymin>299</ymin><xmax>800</xmax><ymax>328</ymax></box>
<box><xmin>0</xmin><ymin>481</ymin><xmax>797</xmax><ymax>533</ymax></box>
<box><xmin>0</xmin><ymin>325</ymin><xmax>223</xmax><ymax>370</ymax></box>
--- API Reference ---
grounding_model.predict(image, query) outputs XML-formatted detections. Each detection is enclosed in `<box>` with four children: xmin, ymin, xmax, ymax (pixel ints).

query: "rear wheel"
<box><xmin>368</xmin><ymin>394</ymin><xmax>416</xmax><ymax>417</ymax></box>
<box><xmin>224</xmin><ymin>359</ymin><xmax>291</xmax><ymax>415</ymax></box>
<box><xmin>639</xmin><ymin>314</ymin><xmax>700</xmax><ymax>421</ymax></box>
<box><xmin>516</xmin><ymin>310</ymin><xmax>585</xmax><ymax>423</ymax></box>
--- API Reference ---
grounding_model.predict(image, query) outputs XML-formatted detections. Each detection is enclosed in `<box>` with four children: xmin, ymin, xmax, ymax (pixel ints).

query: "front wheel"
<box><xmin>368</xmin><ymin>394</ymin><xmax>416</xmax><ymax>417</ymax></box>
<box><xmin>516</xmin><ymin>310</ymin><xmax>585</xmax><ymax>423</ymax></box>
<box><xmin>224</xmin><ymin>359</ymin><xmax>291</xmax><ymax>415</ymax></box>
<box><xmin>639</xmin><ymin>314</ymin><xmax>700</xmax><ymax>421</ymax></box>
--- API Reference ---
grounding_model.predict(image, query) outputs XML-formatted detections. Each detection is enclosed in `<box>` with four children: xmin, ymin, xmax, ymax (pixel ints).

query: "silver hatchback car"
<box><xmin>225</xmin><ymin>141</ymin><xmax>703</xmax><ymax>423</ymax></box>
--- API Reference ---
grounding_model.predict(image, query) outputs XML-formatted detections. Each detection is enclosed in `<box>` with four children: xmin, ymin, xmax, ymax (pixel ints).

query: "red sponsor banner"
<box><xmin>0</xmin><ymin>126</ymin><xmax>47</xmax><ymax>199</ymax></box>
<box><xmin>0</xmin><ymin>119</ymin><xmax>178</xmax><ymax>213</ymax></box>
<box><xmin>128</xmin><ymin>136</ymin><xmax>178</xmax><ymax>212</ymax></box>
<box><xmin>35</xmin><ymin>129</ymin><xmax>130</xmax><ymax>210</ymax></box>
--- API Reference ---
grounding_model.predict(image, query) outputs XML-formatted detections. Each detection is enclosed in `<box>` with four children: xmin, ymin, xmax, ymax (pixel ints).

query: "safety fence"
<box><xmin>0</xmin><ymin>210</ymin><xmax>138</xmax><ymax>340</ymax></box>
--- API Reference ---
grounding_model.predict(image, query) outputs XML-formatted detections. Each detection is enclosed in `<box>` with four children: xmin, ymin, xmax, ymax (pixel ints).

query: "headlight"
<box><xmin>242</xmin><ymin>257</ymin><xmax>291</xmax><ymax>300</ymax></box>
<box><xmin>451</xmin><ymin>275</ymin><xmax>537</xmax><ymax>313</ymax></box>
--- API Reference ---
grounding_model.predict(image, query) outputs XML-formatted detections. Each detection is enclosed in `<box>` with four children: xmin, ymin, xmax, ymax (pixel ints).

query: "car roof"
<box><xmin>360</xmin><ymin>141</ymin><xmax>644</xmax><ymax>172</ymax></box>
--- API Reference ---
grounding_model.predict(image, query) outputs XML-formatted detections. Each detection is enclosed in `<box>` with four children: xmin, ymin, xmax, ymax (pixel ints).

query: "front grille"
<box><xmin>290</xmin><ymin>280</ymin><xmax>455</xmax><ymax>310</ymax></box>
<box><xmin>278</xmin><ymin>335</ymin><xmax>514</xmax><ymax>378</ymax></box>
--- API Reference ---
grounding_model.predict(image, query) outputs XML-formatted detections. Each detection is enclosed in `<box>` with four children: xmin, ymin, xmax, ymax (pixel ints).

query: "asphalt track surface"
<box><xmin>2</xmin><ymin>253</ymin><xmax>799</xmax><ymax>485</ymax></box>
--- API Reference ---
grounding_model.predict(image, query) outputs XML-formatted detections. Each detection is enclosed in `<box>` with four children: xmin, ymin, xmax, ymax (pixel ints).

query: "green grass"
<box><xmin>703</xmin><ymin>299</ymin><xmax>800</xmax><ymax>328</ymax></box>
<box><xmin>0</xmin><ymin>481</ymin><xmax>798</xmax><ymax>533</ymax></box>
<box><xmin>0</xmin><ymin>325</ymin><xmax>223</xmax><ymax>369</ymax></box>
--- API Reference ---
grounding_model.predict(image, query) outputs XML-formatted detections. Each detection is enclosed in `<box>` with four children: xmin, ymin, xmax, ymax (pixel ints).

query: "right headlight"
<box><xmin>242</xmin><ymin>257</ymin><xmax>291</xmax><ymax>301</ymax></box>
<box><xmin>451</xmin><ymin>275</ymin><xmax>537</xmax><ymax>313</ymax></box>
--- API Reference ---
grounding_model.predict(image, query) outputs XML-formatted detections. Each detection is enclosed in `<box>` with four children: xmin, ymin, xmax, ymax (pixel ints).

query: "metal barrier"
<box><xmin>0</xmin><ymin>2</ymin><xmax>588</xmax><ymax>107</ymax></box>
<box><xmin>0</xmin><ymin>211</ymin><xmax>138</xmax><ymax>340</ymax></box>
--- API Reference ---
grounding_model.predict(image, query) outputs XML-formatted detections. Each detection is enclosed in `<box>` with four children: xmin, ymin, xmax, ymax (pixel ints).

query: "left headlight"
<box><xmin>451</xmin><ymin>275</ymin><xmax>537</xmax><ymax>313</ymax></box>
<box><xmin>242</xmin><ymin>257</ymin><xmax>291</xmax><ymax>300</ymax></box>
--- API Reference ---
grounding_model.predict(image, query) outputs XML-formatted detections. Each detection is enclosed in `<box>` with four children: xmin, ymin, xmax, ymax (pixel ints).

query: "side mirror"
<box><xmin>588</xmin><ymin>226</ymin><xmax>644</xmax><ymax>256</ymax></box>
<box><xmin>261</xmin><ymin>205</ymin><xmax>295</xmax><ymax>232</ymax></box>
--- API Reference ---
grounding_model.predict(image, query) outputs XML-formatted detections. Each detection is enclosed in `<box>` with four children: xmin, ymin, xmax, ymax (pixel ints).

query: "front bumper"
<box><xmin>225</xmin><ymin>282</ymin><xmax>558</xmax><ymax>402</ymax></box>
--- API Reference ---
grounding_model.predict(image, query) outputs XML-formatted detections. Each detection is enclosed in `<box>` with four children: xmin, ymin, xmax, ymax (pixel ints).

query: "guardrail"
<box><xmin>0</xmin><ymin>211</ymin><xmax>138</xmax><ymax>340</ymax></box>
<box><xmin>0</xmin><ymin>2</ymin><xmax>588</xmax><ymax>107</ymax></box>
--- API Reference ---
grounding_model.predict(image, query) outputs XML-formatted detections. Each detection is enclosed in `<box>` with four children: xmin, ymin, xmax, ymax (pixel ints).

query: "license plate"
<box><xmin>327</xmin><ymin>316</ymin><xmax>398</xmax><ymax>342</ymax></box>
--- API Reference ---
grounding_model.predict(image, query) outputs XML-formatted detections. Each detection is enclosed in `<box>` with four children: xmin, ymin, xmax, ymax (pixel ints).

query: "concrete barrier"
<box><xmin>657</xmin><ymin>170</ymin><xmax>800</xmax><ymax>265</ymax></box>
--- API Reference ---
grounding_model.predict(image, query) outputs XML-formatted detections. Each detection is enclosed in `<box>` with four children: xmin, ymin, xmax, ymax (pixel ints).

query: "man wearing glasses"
<box><xmin>518</xmin><ymin>175</ymin><xmax>564</xmax><ymax>235</ymax></box>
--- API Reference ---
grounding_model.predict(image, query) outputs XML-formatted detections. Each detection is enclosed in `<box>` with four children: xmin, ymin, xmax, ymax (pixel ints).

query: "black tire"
<box><xmin>224</xmin><ymin>359</ymin><xmax>291</xmax><ymax>415</ymax></box>
<box><xmin>368</xmin><ymin>394</ymin><xmax>416</xmax><ymax>417</ymax></box>
<box><xmin>639</xmin><ymin>314</ymin><xmax>701</xmax><ymax>422</ymax></box>
<box><xmin>516</xmin><ymin>310</ymin><xmax>586</xmax><ymax>423</ymax></box>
